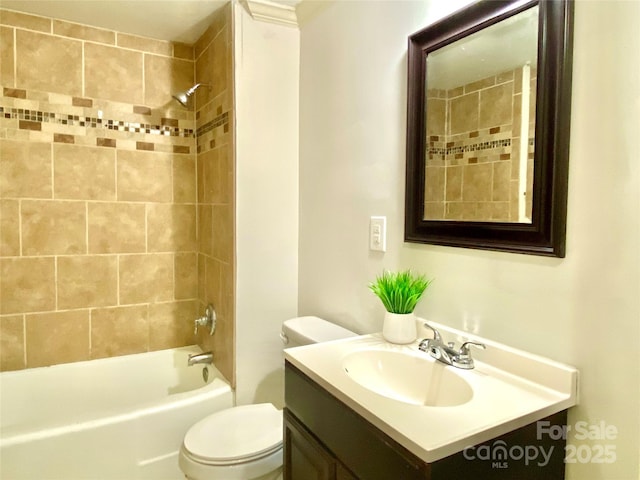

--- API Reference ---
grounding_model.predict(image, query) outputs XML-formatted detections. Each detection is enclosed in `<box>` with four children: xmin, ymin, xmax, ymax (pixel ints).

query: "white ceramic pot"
<box><xmin>382</xmin><ymin>312</ymin><xmax>417</xmax><ymax>344</ymax></box>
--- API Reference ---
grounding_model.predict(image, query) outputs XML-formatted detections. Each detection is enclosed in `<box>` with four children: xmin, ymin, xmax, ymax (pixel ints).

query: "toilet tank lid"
<box><xmin>282</xmin><ymin>316</ymin><xmax>357</xmax><ymax>345</ymax></box>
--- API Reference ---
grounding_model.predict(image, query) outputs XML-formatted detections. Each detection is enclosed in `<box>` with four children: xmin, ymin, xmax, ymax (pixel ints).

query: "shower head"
<box><xmin>172</xmin><ymin>83</ymin><xmax>211</xmax><ymax>107</ymax></box>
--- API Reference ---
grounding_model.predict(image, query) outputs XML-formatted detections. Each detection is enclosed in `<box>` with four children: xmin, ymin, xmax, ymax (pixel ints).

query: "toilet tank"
<box><xmin>281</xmin><ymin>316</ymin><xmax>357</xmax><ymax>347</ymax></box>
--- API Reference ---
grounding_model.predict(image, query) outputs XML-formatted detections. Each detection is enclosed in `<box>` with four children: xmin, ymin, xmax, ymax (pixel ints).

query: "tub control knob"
<box><xmin>194</xmin><ymin>304</ymin><xmax>216</xmax><ymax>336</ymax></box>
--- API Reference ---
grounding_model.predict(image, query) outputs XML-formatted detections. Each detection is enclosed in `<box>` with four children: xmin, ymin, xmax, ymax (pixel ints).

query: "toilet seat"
<box><xmin>182</xmin><ymin>403</ymin><xmax>283</xmax><ymax>466</ymax></box>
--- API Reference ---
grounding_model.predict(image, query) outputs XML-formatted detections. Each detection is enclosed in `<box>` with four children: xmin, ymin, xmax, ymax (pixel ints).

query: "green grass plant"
<box><xmin>369</xmin><ymin>270</ymin><xmax>432</xmax><ymax>314</ymax></box>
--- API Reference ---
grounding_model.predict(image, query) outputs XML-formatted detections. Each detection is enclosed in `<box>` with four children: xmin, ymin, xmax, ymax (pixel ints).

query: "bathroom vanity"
<box><xmin>283</xmin><ymin>323</ymin><xmax>578</xmax><ymax>480</ymax></box>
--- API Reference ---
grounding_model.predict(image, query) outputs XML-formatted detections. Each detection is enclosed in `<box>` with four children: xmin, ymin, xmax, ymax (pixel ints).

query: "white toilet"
<box><xmin>178</xmin><ymin>316</ymin><xmax>357</xmax><ymax>480</ymax></box>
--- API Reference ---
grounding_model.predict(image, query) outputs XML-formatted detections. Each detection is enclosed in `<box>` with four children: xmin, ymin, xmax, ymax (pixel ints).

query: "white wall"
<box><xmin>234</xmin><ymin>2</ymin><xmax>300</xmax><ymax>407</ymax></box>
<box><xmin>298</xmin><ymin>1</ymin><xmax>639</xmax><ymax>479</ymax></box>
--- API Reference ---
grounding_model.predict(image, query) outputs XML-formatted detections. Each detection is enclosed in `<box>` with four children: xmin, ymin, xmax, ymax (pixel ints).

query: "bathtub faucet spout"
<box><xmin>188</xmin><ymin>351</ymin><xmax>213</xmax><ymax>366</ymax></box>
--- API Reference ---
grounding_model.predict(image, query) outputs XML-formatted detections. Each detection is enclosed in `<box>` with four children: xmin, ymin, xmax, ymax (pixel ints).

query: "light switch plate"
<box><xmin>369</xmin><ymin>216</ymin><xmax>386</xmax><ymax>252</ymax></box>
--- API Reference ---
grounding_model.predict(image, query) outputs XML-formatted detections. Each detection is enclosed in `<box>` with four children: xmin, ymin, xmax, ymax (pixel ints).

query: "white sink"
<box><xmin>285</xmin><ymin>320</ymin><xmax>578</xmax><ymax>463</ymax></box>
<box><xmin>342</xmin><ymin>349</ymin><xmax>473</xmax><ymax>407</ymax></box>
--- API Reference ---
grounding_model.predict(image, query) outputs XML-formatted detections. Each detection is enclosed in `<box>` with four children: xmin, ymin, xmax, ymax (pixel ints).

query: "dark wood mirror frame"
<box><xmin>405</xmin><ymin>0</ymin><xmax>574</xmax><ymax>257</ymax></box>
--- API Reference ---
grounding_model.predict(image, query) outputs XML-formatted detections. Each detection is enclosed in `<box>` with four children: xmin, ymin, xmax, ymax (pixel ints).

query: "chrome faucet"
<box><xmin>418</xmin><ymin>323</ymin><xmax>485</xmax><ymax>369</ymax></box>
<box><xmin>188</xmin><ymin>351</ymin><xmax>213</xmax><ymax>366</ymax></box>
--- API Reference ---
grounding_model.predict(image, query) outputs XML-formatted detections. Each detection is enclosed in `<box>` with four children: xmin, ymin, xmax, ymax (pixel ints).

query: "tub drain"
<box><xmin>202</xmin><ymin>366</ymin><xmax>209</xmax><ymax>383</ymax></box>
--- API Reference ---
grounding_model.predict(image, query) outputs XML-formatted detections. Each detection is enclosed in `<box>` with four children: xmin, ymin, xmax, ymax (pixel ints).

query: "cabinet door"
<box><xmin>284</xmin><ymin>410</ymin><xmax>335</xmax><ymax>480</ymax></box>
<box><xmin>336</xmin><ymin>464</ymin><xmax>358</xmax><ymax>480</ymax></box>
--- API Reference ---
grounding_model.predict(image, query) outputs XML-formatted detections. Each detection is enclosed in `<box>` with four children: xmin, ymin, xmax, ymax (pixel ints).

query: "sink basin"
<box><xmin>342</xmin><ymin>349</ymin><xmax>473</xmax><ymax>407</ymax></box>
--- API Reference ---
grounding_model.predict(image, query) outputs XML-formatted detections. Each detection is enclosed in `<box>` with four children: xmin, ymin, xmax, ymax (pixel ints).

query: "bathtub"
<box><xmin>0</xmin><ymin>346</ymin><xmax>234</xmax><ymax>480</ymax></box>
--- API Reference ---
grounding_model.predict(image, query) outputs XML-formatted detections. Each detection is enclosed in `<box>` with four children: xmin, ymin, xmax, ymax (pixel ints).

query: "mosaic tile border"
<box><xmin>427</xmin><ymin>137</ymin><xmax>536</xmax><ymax>157</ymax></box>
<box><xmin>196</xmin><ymin>112</ymin><xmax>229</xmax><ymax>138</ymax></box>
<box><xmin>0</xmin><ymin>106</ymin><xmax>194</xmax><ymax>138</ymax></box>
<box><xmin>428</xmin><ymin>138</ymin><xmax>512</xmax><ymax>156</ymax></box>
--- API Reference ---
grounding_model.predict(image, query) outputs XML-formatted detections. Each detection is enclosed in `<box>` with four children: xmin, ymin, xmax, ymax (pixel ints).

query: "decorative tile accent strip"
<box><xmin>173</xmin><ymin>145</ymin><xmax>190</xmax><ymax>154</ymax></box>
<box><xmin>196</xmin><ymin>112</ymin><xmax>229</xmax><ymax>138</ymax></box>
<box><xmin>19</xmin><ymin>120</ymin><xmax>41</xmax><ymax>131</ymax></box>
<box><xmin>0</xmin><ymin>106</ymin><xmax>194</xmax><ymax>138</ymax></box>
<box><xmin>162</xmin><ymin>118</ymin><xmax>179</xmax><ymax>127</ymax></box>
<box><xmin>53</xmin><ymin>133</ymin><xmax>74</xmax><ymax>143</ymax></box>
<box><xmin>3</xmin><ymin>88</ymin><xmax>26</xmax><ymax>99</ymax></box>
<box><xmin>428</xmin><ymin>138</ymin><xmax>512</xmax><ymax>156</ymax></box>
<box><xmin>136</xmin><ymin>141</ymin><xmax>154</xmax><ymax>151</ymax></box>
<box><xmin>97</xmin><ymin>137</ymin><xmax>116</xmax><ymax>148</ymax></box>
<box><xmin>133</xmin><ymin>105</ymin><xmax>152</xmax><ymax>115</ymax></box>
<box><xmin>72</xmin><ymin>97</ymin><xmax>93</xmax><ymax>108</ymax></box>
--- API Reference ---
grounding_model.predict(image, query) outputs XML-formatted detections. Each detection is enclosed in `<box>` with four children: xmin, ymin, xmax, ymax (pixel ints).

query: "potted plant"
<box><xmin>369</xmin><ymin>269</ymin><xmax>432</xmax><ymax>344</ymax></box>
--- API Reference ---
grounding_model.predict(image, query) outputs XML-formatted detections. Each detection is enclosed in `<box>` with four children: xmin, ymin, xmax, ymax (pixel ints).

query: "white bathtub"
<box><xmin>0</xmin><ymin>346</ymin><xmax>234</xmax><ymax>480</ymax></box>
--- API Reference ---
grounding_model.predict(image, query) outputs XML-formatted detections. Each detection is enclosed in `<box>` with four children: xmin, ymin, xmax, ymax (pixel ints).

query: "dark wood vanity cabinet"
<box><xmin>284</xmin><ymin>361</ymin><xmax>568</xmax><ymax>480</ymax></box>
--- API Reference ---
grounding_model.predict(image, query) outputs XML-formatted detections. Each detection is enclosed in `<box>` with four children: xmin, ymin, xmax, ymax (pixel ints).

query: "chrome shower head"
<box><xmin>172</xmin><ymin>83</ymin><xmax>211</xmax><ymax>107</ymax></box>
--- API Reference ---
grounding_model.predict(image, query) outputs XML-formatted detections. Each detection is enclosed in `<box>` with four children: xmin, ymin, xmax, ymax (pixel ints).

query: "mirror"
<box><xmin>405</xmin><ymin>0</ymin><xmax>574</xmax><ymax>257</ymax></box>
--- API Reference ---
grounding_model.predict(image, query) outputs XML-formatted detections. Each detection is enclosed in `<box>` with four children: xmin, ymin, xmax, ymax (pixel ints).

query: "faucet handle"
<box><xmin>194</xmin><ymin>304</ymin><xmax>217</xmax><ymax>336</ymax></box>
<box><xmin>459</xmin><ymin>341</ymin><xmax>486</xmax><ymax>355</ymax></box>
<box><xmin>422</xmin><ymin>323</ymin><xmax>441</xmax><ymax>341</ymax></box>
<box><xmin>451</xmin><ymin>341</ymin><xmax>486</xmax><ymax>369</ymax></box>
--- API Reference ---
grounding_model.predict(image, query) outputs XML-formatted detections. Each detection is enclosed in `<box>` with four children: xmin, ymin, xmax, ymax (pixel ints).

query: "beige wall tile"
<box><xmin>1</xmin><ymin>26</ymin><xmax>14</xmax><ymax>87</ymax></box>
<box><xmin>91</xmin><ymin>305</ymin><xmax>148</xmax><ymax>358</ymax></box>
<box><xmin>424</xmin><ymin>166</ymin><xmax>444</xmax><ymax>202</ymax></box>
<box><xmin>84</xmin><ymin>42</ymin><xmax>143</xmax><ymax>104</ymax></box>
<box><xmin>198</xmin><ymin>205</ymin><xmax>213</xmax><ymax>256</ymax></box>
<box><xmin>426</xmin><ymin>97</ymin><xmax>446</xmax><ymax>137</ymax></box>
<box><xmin>211</xmin><ymin>204</ymin><xmax>233</xmax><ymax>264</ymax></box>
<box><xmin>213</xmin><ymin>261</ymin><xmax>233</xmax><ymax>383</ymax></box>
<box><xmin>53</xmin><ymin>144</ymin><xmax>116</xmax><ymax>200</ymax></box>
<box><xmin>0</xmin><ymin>257</ymin><xmax>55</xmax><ymax>314</ymax></box>
<box><xmin>173</xmin><ymin>155</ymin><xmax>196</xmax><ymax>203</ymax></box>
<box><xmin>0</xmin><ymin>9</ymin><xmax>51</xmax><ymax>32</ymax></box>
<box><xmin>175</xmin><ymin>252</ymin><xmax>198</xmax><ymax>300</ymax></box>
<box><xmin>462</xmin><ymin>163</ymin><xmax>493</xmax><ymax>202</ymax></box>
<box><xmin>492</xmin><ymin>161</ymin><xmax>511</xmax><ymax>202</ymax></box>
<box><xmin>26</xmin><ymin>310</ymin><xmax>90</xmax><ymax>367</ymax></box>
<box><xmin>0</xmin><ymin>199</ymin><xmax>19</xmax><ymax>256</ymax></box>
<box><xmin>195</xmin><ymin>29</ymin><xmax>229</xmax><ymax>107</ymax></box>
<box><xmin>445</xmin><ymin>202</ymin><xmax>465</xmax><ymax>220</ymax></box>
<box><xmin>117</xmin><ymin>150</ymin><xmax>172</xmax><ymax>202</ymax></box>
<box><xmin>148</xmin><ymin>300</ymin><xmax>195</xmax><ymax>350</ymax></box>
<box><xmin>16</xmin><ymin>30</ymin><xmax>82</xmax><ymax>96</ymax></box>
<box><xmin>53</xmin><ymin>20</ymin><xmax>115</xmax><ymax>44</ymax></box>
<box><xmin>465</xmin><ymin>75</ymin><xmax>495</xmax><ymax>93</ymax></box>
<box><xmin>119</xmin><ymin>253</ymin><xmax>173</xmax><ymax>304</ymax></box>
<box><xmin>450</xmin><ymin>92</ymin><xmax>479</xmax><ymax>135</ymax></box>
<box><xmin>117</xmin><ymin>33</ymin><xmax>172</xmax><ymax>56</ymax></box>
<box><xmin>0</xmin><ymin>139</ymin><xmax>51</xmax><ymax>198</ymax></box>
<box><xmin>203</xmin><ymin>256</ymin><xmax>221</xmax><ymax>311</ymax></box>
<box><xmin>21</xmin><ymin>200</ymin><xmax>86</xmax><ymax>255</ymax></box>
<box><xmin>0</xmin><ymin>315</ymin><xmax>25</xmax><ymax>371</ymax></box>
<box><xmin>147</xmin><ymin>204</ymin><xmax>196</xmax><ymax>253</ymax></box>
<box><xmin>200</xmin><ymin>148</ymin><xmax>228</xmax><ymax>204</ymax></box>
<box><xmin>197</xmin><ymin>254</ymin><xmax>206</xmax><ymax>303</ymax></box>
<box><xmin>424</xmin><ymin>202</ymin><xmax>445</xmax><ymax>220</ymax></box>
<box><xmin>57</xmin><ymin>255</ymin><xmax>118</xmax><ymax>309</ymax></box>
<box><xmin>144</xmin><ymin>55</ymin><xmax>194</xmax><ymax>107</ymax></box>
<box><xmin>479</xmin><ymin>83</ymin><xmax>514</xmax><ymax>129</ymax></box>
<box><xmin>194</xmin><ymin>20</ymin><xmax>217</xmax><ymax>61</ymax></box>
<box><xmin>445</xmin><ymin>165</ymin><xmax>463</xmax><ymax>202</ymax></box>
<box><xmin>88</xmin><ymin>202</ymin><xmax>145</xmax><ymax>254</ymax></box>
<box><xmin>173</xmin><ymin>42</ymin><xmax>194</xmax><ymax>60</ymax></box>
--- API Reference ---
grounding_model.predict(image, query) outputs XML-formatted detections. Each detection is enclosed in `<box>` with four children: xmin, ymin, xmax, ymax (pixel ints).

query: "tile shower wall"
<box><xmin>192</xmin><ymin>4</ymin><xmax>235</xmax><ymax>386</ymax></box>
<box><xmin>425</xmin><ymin>67</ymin><xmax>536</xmax><ymax>221</ymax></box>
<box><xmin>0</xmin><ymin>9</ymin><xmax>202</xmax><ymax>371</ymax></box>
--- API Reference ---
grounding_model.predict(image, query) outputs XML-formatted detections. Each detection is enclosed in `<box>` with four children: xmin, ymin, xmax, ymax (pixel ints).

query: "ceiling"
<box><xmin>0</xmin><ymin>0</ymin><xmax>231</xmax><ymax>44</ymax></box>
<box><xmin>427</xmin><ymin>5</ymin><xmax>539</xmax><ymax>90</ymax></box>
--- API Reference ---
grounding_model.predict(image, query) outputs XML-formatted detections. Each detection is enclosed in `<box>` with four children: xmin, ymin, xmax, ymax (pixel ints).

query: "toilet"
<box><xmin>178</xmin><ymin>316</ymin><xmax>357</xmax><ymax>480</ymax></box>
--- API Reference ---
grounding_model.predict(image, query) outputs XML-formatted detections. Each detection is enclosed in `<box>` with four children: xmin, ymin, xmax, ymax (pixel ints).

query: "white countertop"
<box><xmin>284</xmin><ymin>321</ymin><xmax>578</xmax><ymax>463</ymax></box>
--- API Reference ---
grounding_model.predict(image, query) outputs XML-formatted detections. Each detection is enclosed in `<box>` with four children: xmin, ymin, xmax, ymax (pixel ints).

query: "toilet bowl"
<box><xmin>179</xmin><ymin>404</ymin><xmax>283</xmax><ymax>480</ymax></box>
<box><xmin>178</xmin><ymin>316</ymin><xmax>357</xmax><ymax>480</ymax></box>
